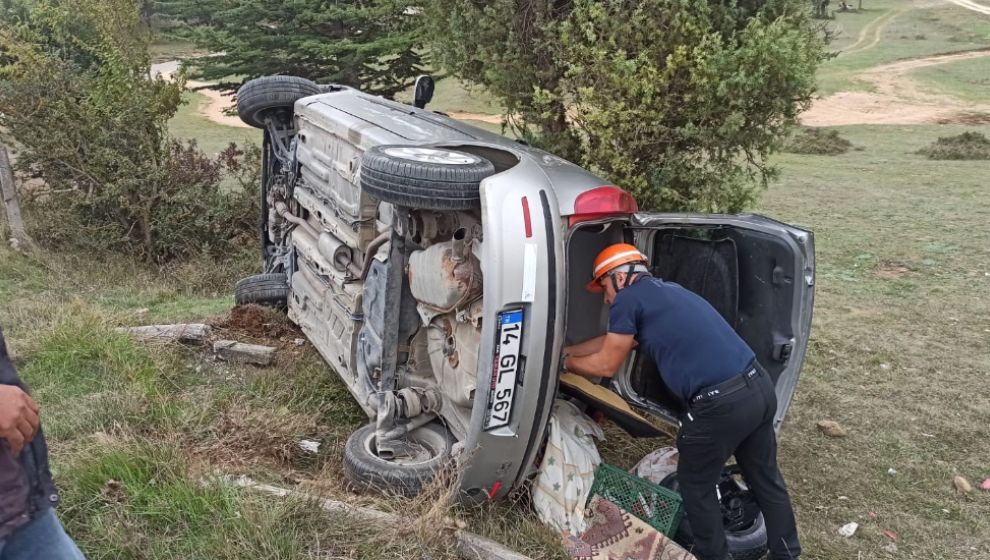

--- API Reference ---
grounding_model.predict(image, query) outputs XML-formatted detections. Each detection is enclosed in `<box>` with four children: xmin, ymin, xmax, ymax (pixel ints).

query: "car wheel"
<box><xmin>237</xmin><ymin>76</ymin><xmax>321</xmax><ymax>129</ymax></box>
<box><xmin>234</xmin><ymin>273</ymin><xmax>289</xmax><ymax>308</ymax></box>
<box><xmin>359</xmin><ymin>145</ymin><xmax>496</xmax><ymax>210</ymax></box>
<box><xmin>660</xmin><ymin>472</ymin><xmax>769</xmax><ymax>559</ymax></box>
<box><xmin>342</xmin><ymin>422</ymin><xmax>454</xmax><ymax>497</ymax></box>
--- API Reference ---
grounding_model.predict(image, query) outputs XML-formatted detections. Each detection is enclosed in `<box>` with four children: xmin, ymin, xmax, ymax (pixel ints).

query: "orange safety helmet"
<box><xmin>586</xmin><ymin>243</ymin><xmax>648</xmax><ymax>293</ymax></box>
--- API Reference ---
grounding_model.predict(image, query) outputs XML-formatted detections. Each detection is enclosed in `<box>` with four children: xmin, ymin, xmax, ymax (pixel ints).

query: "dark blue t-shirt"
<box><xmin>608</xmin><ymin>276</ymin><xmax>755</xmax><ymax>402</ymax></box>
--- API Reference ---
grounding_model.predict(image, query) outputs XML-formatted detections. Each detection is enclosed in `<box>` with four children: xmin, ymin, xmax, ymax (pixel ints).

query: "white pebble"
<box><xmin>838</xmin><ymin>522</ymin><xmax>858</xmax><ymax>538</ymax></box>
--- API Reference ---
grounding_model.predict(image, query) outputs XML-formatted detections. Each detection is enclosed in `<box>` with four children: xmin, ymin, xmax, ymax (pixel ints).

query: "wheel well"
<box><xmin>442</xmin><ymin>145</ymin><xmax>520</xmax><ymax>174</ymax></box>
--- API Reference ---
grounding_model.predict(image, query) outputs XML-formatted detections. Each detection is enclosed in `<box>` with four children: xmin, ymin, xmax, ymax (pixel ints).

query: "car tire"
<box><xmin>359</xmin><ymin>145</ymin><xmax>496</xmax><ymax>210</ymax></box>
<box><xmin>237</xmin><ymin>76</ymin><xmax>321</xmax><ymax>129</ymax></box>
<box><xmin>660</xmin><ymin>472</ymin><xmax>769</xmax><ymax>559</ymax></box>
<box><xmin>343</xmin><ymin>422</ymin><xmax>454</xmax><ymax>497</ymax></box>
<box><xmin>234</xmin><ymin>273</ymin><xmax>289</xmax><ymax>308</ymax></box>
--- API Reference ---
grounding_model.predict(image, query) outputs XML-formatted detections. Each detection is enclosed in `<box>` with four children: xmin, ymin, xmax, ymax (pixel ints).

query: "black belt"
<box><xmin>689</xmin><ymin>366</ymin><xmax>760</xmax><ymax>406</ymax></box>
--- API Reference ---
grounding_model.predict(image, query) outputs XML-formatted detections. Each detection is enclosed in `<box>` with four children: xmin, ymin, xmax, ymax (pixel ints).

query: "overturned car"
<box><xmin>233</xmin><ymin>75</ymin><xmax>815</xmax><ymax>504</ymax></box>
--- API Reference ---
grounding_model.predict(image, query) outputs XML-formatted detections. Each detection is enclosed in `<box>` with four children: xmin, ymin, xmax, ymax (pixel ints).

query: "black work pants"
<box><xmin>676</xmin><ymin>368</ymin><xmax>801</xmax><ymax>560</ymax></box>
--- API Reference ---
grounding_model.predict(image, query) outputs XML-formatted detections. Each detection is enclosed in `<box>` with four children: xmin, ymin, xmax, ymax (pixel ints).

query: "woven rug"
<box><xmin>564</xmin><ymin>495</ymin><xmax>697</xmax><ymax>560</ymax></box>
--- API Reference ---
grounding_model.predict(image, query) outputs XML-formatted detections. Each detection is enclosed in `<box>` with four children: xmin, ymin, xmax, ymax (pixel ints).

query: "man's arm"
<box><xmin>564</xmin><ymin>334</ymin><xmax>607</xmax><ymax>357</ymax></box>
<box><xmin>563</xmin><ymin>333</ymin><xmax>637</xmax><ymax>378</ymax></box>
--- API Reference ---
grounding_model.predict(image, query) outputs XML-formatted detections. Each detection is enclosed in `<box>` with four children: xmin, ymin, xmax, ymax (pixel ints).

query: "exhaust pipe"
<box><xmin>274</xmin><ymin>200</ymin><xmax>361</xmax><ymax>276</ymax></box>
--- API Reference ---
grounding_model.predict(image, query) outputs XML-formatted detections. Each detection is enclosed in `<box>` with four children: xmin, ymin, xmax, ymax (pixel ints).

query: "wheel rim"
<box><xmin>381</xmin><ymin>147</ymin><xmax>480</xmax><ymax>165</ymax></box>
<box><xmin>362</xmin><ymin>430</ymin><xmax>441</xmax><ymax>467</ymax></box>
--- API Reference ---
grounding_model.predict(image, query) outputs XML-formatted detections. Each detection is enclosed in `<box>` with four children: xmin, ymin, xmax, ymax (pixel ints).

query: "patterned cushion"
<box><xmin>564</xmin><ymin>496</ymin><xmax>697</xmax><ymax>560</ymax></box>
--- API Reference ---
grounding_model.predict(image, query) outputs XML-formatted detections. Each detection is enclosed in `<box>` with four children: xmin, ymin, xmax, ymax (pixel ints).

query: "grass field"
<box><xmin>765</xmin><ymin>123</ymin><xmax>990</xmax><ymax>559</ymax></box>
<box><xmin>817</xmin><ymin>0</ymin><xmax>990</xmax><ymax>95</ymax></box>
<box><xmin>170</xmin><ymin>91</ymin><xmax>260</xmax><ymax>156</ymax></box>
<box><xmin>911</xmin><ymin>55</ymin><xmax>990</xmax><ymax>102</ymax></box>
<box><xmin>2</xmin><ymin>11</ymin><xmax>989</xmax><ymax>560</ymax></box>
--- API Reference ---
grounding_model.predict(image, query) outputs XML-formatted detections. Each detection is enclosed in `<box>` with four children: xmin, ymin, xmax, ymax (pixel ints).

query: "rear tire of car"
<box><xmin>660</xmin><ymin>472</ymin><xmax>769</xmax><ymax>560</ymax></box>
<box><xmin>359</xmin><ymin>145</ymin><xmax>496</xmax><ymax>210</ymax></box>
<box><xmin>234</xmin><ymin>273</ymin><xmax>289</xmax><ymax>308</ymax></box>
<box><xmin>237</xmin><ymin>76</ymin><xmax>321</xmax><ymax>129</ymax></box>
<box><xmin>343</xmin><ymin>422</ymin><xmax>454</xmax><ymax>497</ymax></box>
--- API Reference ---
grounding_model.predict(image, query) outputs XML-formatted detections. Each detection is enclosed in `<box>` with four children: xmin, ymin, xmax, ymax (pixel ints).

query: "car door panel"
<box><xmin>613</xmin><ymin>213</ymin><xmax>815</xmax><ymax>432</ymax></box>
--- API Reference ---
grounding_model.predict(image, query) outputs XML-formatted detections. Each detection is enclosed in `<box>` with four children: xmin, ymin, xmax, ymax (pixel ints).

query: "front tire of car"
<box><xmin>236</xmin><ymin>76</ymin><xmax>321</xmax><ymax>129</ymax></box>
<box><xmin>342</xmin><ymin>422</ymin><xmax>454</xmax><ymax>497</ymax></box>
<box><xmin>359</xmin><ymin>145</ymin><xmax>496</xmax><ymax>211</ymax></box>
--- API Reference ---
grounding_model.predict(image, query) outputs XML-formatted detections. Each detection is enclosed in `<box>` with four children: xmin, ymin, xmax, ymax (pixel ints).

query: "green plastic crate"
<box><xmin>586</xmin><ymin>463</ymin><xmax>684</xmax><ymax>537</ymax></box>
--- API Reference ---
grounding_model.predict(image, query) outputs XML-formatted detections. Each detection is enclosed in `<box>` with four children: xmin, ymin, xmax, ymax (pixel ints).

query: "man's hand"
<box><xmin>0</xmin><ymin>385</ymin><xmax>40</xmax><ymax>457</ymax></box>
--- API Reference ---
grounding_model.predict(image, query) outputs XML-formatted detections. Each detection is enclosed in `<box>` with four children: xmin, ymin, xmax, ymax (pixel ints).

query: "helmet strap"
<box><xmin>613</xmin><ymin>263</ymin><xmax>650</xmax><ymax>292</ymax></box>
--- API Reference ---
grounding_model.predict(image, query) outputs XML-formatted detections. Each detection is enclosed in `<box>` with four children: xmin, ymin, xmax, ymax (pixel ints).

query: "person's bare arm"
<box><xmin>564</xmin><ymin>334</ymin><xmax>607</xmax><ymax>357</ymax></box>
<box><xmin>563</xmin><ymin>333</ymin><xmax>637</xmax><ymax>378</ymax></box>
<box><xmin>0</xmin><ymin>385</ymin><xmax>39</xmax><ymax>456</ymax></box>
<box><xmin>565</xmin><ymin>333</ymin><xmax>638</xmax><ymax>358</ymax></box>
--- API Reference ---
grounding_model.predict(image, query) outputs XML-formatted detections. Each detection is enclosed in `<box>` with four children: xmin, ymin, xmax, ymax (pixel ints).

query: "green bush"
<box><xmin>22</xmin><ymin>143</ymin><xmax>260</xmax><ymax>261</ymax></box>
<box><xmin>426</xmin><ymin>0</ymin><xmax>829</xmax><ymax>212</ymax></box>
<box><xmin>916</xmin><ymin>132</ymin><xmax>990</xmax><ymax>160</ymax></box>
<box><xmin>0</xmin><ymin>0</ymin><xmax>259</xmax><ymax>262</ymax></box>
<box><xmin>782</xmin><ymin>127</ymin><xmax>854</xmax><ymax>155</ymax></box>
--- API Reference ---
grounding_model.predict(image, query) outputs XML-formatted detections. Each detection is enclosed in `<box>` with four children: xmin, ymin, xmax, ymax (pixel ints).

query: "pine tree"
<box><xmin>155</xmin><ymin>0</ymin><xmax>424</xmax><ymax>97</ymax></box>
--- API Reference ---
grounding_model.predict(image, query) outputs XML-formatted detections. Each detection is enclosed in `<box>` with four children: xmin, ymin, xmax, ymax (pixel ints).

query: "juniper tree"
<box><xmin>425</xmin><ymin>0</ymin><xmax>828</xmax><ymax>212</ymax></box>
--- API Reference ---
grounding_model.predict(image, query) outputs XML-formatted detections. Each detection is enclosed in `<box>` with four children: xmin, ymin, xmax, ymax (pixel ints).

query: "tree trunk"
<box><xmin>0</xmin><ymin>144</ymin><xmax>35</xmax><ymax>250</ymax></box>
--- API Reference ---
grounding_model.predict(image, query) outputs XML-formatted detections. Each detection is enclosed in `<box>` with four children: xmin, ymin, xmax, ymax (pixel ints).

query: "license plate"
<box><xmin>485</xmin><ymin>309</ymin><xmax>524</xmax><ymax>430</ymax></box>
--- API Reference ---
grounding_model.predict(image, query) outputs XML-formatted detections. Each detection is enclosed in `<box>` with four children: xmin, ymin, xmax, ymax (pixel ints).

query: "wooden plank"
<box><xmin>118</xmin><ymin>324</ymin><xmax>213</xmax><ymax>344</ymax></box>
<box><xmin>213</xmin><ymin>339</ymin><xmax>276</xmax><ymax>366</ymax></box>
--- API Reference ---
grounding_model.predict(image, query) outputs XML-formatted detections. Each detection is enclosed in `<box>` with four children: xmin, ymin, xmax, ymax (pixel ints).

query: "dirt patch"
<box><xmin>187</xmin><ymin>80</ymin><xmax>250</xmax><ymax>129</ymax></box>
<box><xmin>802</xmin><ymin>49</ymin><xmax>990</xmax><ymax>126</ymax></box>
<box><xmin>443</xmin><ymin>111</ymin><xmax>505</xmax><ymax>124</ymax></box>
<box><xmin>150</xmin><ymin>61</ymin><xmax>250</xmax><ymax>129</ymax></box>
<box><xmin>211</xmin><ymin>304</ymin><xmax>307</xmax><ymax>357</ymax></box>
<box><xmin>218</xmin><ymin>304</ymin><xmax>294</xmax><ymax>338</ymax></box>
<box><xmin>874</xmin><ymin>261</ymin><xmax>913</xmax><ymax>279</ymax></box>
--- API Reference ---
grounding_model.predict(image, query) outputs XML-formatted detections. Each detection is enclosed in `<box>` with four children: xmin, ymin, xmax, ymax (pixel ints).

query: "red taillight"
<box><xmin>568</xmin><ymin>186</ymin><xmax>639</xmax><ymax>227</ymax></box>
<box><xmin>521</xmin><ymin>196</ymin><xmax>533</xmax><ymax>238</ymax></box>
<box><xmin>487</xmin><ymin>480</ymin><xmax>502</xmax><ymax>500</ymax></box>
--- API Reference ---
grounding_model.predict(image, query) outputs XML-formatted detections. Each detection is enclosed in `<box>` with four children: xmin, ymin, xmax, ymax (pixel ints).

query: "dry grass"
<box><xmin>196</xmin><ymin>403</ymin><xmax>322</xmax><ymax>469</ymax></box>
<box><xmin>0</xmin><ymin>243</ymin><xmax>568</xmax><ymax>558</ymax></box>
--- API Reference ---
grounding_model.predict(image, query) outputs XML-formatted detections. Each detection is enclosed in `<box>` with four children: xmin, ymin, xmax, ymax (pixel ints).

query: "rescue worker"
<box><xmin>561</xmin><ymin>244</ymin><xmax>801</xmax><ymax>560</ymax></box>
<box><xmin>0</xmin><ymin>326</ymin><xmax>84</xmax><ymax>559</ymax></box>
